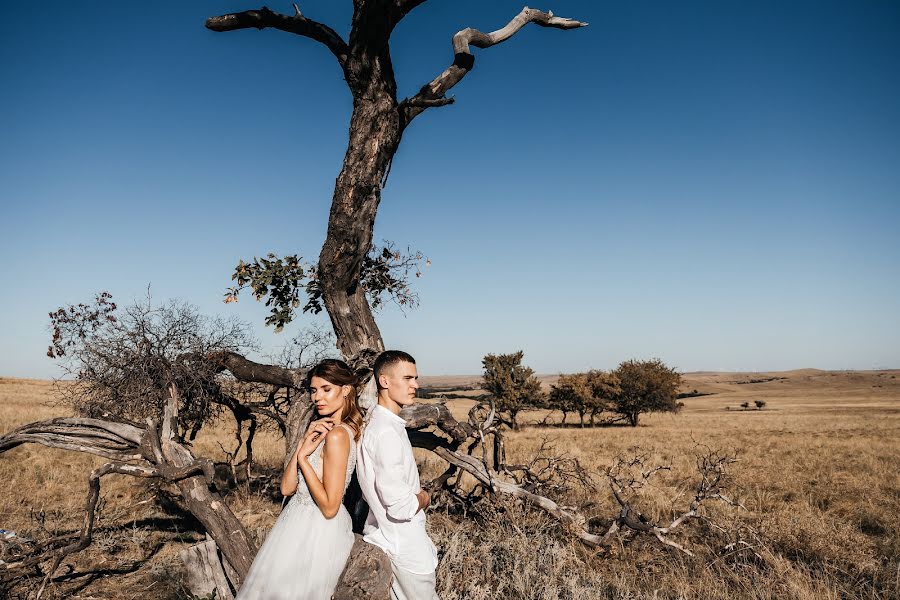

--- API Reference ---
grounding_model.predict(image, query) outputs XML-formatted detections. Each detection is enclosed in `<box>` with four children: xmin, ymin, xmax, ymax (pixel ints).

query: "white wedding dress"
<box><xmin>236</xmin><ymin>424</ymin><xmax>356</xmax><ymax>600</ymax></box>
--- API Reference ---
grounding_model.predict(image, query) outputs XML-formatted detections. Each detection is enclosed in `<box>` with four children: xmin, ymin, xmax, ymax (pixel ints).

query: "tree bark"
<box><xmin>332</xmin><ymin>535</ymin><xmax>393</xmax><ymax>600</ymax></box>
<box><xmin>317</xmin><ymin>91</ymin><xmax>398</xmax><ymax>360</ymax></box>
<box><xmin>509</xmin><ymin>409</ymin><xmax>520</xmax><ymax>431</ymax></box>
<box><xmin>159</xmin><ymin>385</ymin><xmax>257</xmax><ymax>579</ymax></box>
<box><xmin>317</xmin><ymin>7</ymin><xmax>402</xmax><ymax>361</ymax></box>
<box><xmin>180</xmin><ymin>540</ymin><xmax>235</xmax><ymax>600</ymax></box>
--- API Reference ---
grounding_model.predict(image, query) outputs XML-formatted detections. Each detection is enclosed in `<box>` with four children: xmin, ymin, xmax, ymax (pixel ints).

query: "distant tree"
<box><xmin>549</xmin><ymin>373</ymin><xmax>590</xmax><ymax>426</ymax></box>
<box><xmin>754</xmin><ymin>399</ymin><xmax>766</xmax><ymax>410</ymax></box>
<box><xmin>482</xmin><ymin>351</ymin><xmax>543</xmax><ymax>430</ymax></box>
<box><xmin>740</xmin><ymin>401</ymin><xmax>750</xmax><ymax>410</ymax></box>
<box><xmin>610</xmin><ymin>359</ymin><xmax>682</xmax><ymax>426</ymax></box>
<box><xmin>586</xmin><ymin>370</ymin><xmax>621</xmax><ymax>426</ymax></box>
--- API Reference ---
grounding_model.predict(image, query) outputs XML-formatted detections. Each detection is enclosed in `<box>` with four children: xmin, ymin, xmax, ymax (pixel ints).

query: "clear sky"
<box><xmin>2</xmin><ymin>1</ymin><xmax>899</xmax><ymax>379</ymax></box>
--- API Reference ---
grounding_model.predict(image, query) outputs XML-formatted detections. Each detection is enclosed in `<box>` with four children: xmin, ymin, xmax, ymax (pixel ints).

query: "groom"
<box><xmin>357</xmin><ymin>350</ymin><xmax>439</xmax><ymax>600</ymax></box>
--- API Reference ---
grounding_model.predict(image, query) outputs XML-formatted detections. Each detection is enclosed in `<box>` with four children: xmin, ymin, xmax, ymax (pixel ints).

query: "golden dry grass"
<box><xmin>1</xmin><ymin>370</ymin><xmax>898</xmax><ymax>599</ymax></box>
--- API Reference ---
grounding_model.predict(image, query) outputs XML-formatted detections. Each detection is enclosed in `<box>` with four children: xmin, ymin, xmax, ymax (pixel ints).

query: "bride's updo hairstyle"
<box><xmin>306</xmin><ymin>359</ymin><xmax>363</xmax><ymax>441</ymax></box>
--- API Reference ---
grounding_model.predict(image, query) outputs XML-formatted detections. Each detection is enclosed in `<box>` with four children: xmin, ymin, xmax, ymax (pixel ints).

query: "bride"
<box><xmin>236</xmin><ymin>359</ymin><xmax>363</xmax><ymax>599</ymax></box>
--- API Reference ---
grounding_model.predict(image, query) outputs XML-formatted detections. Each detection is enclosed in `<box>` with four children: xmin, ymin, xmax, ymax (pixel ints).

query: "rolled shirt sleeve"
<box><xmin>372</xmin><ymin>430</ymin><xmax>420</xmax><ymax>522</ymax></box>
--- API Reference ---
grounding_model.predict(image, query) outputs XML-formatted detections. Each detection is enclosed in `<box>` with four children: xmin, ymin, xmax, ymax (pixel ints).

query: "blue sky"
<box><xmin>2</xmin><ymin>0</ymin><xmax>899</xmax><ymax>379</ymax></box>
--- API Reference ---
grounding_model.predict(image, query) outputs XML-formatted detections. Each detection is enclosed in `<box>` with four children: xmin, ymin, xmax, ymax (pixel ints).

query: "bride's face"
<box><xmin>309</xmin><ymin>376</ymin><xmax>349</xmax><ymax>419</ymax></box>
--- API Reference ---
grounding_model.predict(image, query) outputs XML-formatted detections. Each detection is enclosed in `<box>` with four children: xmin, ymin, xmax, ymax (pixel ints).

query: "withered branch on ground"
<box><xmin>410</xmin><ymin>402</ymin><xmax>741</xmax><ymax>555</ymax></box>
<box><xmin>0</xmin><ymin>384</ymin><xmax>257</xmax><ymax>598</ymax></box>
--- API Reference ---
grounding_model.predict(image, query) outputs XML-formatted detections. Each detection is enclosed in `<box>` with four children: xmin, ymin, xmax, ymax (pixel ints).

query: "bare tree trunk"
<box><xmin>317</xmin><ymin>91</ymin><xmax>399</xmax><ymax>360</ymax></box>
<box><xmin>180</xmin><ymin>540</ymin><xmax>235</xmax><ymax>600</ymax></box>
<box><xmin>158</xmin><ymin>385</ymin><xmax>257</xmax><ymax>579</ymax></box>
<box><xmin>509</xmin><ymin>409</ymin><xmax>520</xmax><ymax>431</ymax></box>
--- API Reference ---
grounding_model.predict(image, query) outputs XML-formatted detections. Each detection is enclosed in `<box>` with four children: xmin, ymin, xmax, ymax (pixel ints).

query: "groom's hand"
<box><xmin>416</xmin><ymin>489</ymin><xmax>430</xmax><ymax>513</ymax></box>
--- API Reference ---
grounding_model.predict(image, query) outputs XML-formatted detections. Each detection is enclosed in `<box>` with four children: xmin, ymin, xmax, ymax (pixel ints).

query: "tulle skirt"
<box><xmin>236</xmin><ymin>496</ymin><xmax>354</xmax><ymax>600</ymax></box>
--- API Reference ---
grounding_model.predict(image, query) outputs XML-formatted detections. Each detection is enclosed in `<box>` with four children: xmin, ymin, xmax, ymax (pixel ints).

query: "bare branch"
<box><xmin>400</xmin><ymin>6</ymin><xmax>587</xmax><ymax>126</ymax></box>
<box><xmin>0</xmin><ymin>418</ymin><xmax>143</xmax><ymax>461</ymax></box>
<box><xmin>206</xmin><ymin>6</ymin><xmax>350</xmax><ymax>66</ymax></box>
<box><xmin>211</xmin><ymin>350</ymin><xmax>307</xmax><ymax>388</ymax></box>
<box><xmin>1</xmin><ymin>416</ymin><xmax>256</xmax><ymax>583</ymax></box>
<box><xmin>401</xmin><ymin>402</ymin><xmax>473</xmax><ymax>443</ymax></box>
<box><xmin>392</xmin><ymin>0</ymin><xmax>429</xmax><ymax>25</ymax></box>
<box><xmin>403</xmin><ymin>96</ymin><xmax>455</xmax><ymax>108</ymax></box>
<box><xmin>431</xmin><ymin>445</ymin><xmax>610</xmax><ymax>547</ymax></box>
<box><xmin>652</xmin><ymin>531</ymin><xmax>695</xmax><ymax>556</ymax></box>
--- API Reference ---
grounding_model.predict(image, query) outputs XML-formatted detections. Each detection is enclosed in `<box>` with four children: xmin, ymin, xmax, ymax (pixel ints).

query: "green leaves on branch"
<box><xmin>226</xmin><ymin>254</ymin><xmax>311</xmax><ymax>332</ymax></box>
<box><xmin>363</xmin><ymin>245</ymin><xmax>427</xmax><ymax>311</ymax></box>
<box><xmin>224</xmin><ymin>242</ymin><xmax>428</xmax><ymax>332</ymax></box>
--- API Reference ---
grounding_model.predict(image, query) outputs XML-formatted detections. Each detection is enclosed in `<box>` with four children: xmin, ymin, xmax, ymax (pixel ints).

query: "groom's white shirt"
<box><xmin>357</xmin><ymin>404</ymin><xmax>438</xmax><ymax>575</ymax></box>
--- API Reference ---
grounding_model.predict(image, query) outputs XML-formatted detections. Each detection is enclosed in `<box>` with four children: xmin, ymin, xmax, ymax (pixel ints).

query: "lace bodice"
<box><xmin>289</xmin><ymin>423</ymin><xmax>357</xmax><ymax>509</ymax></box>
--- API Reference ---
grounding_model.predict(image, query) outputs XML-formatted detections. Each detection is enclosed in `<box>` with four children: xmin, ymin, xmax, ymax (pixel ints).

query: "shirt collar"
<box><xmin>373</xmin><ymin>403</ymin><xmax>407</xmax><ymax>426</ymax></box>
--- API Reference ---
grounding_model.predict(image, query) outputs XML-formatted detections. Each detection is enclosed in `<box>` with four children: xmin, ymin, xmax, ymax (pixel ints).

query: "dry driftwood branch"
<box><xmin>407</xmin><ymin>405</ymin><xmax>740</xmax><ymax>555</ymax></box>
<box><xmin>180</xmin><ymin>539</ymin><xmax>235</xmax><ymax>600</ymax></box>
<box><xmin>205</xmin><ymin>6</ymin><xmax>350</xmax><ymax>67</ymax></box>
<box><xmin>0</xmin><ymin>418</ymin><xmax>143</xmax><ymax>460</ymax></box>
<box><xmin>602</xmin><ymin>451</ymin><xmax>741</xmax><ymax>556</ymax></box>
<box><xmin>210</xmin><ymin>350</ymin><xmax>307</xmax><ymax>388</ymax></box>
<box><xmin>400</xmin><ymin>6</ymin><xmax>588</xmax><ymax>126</ymax></box>
<box><xmin>0</xmin><ymin>385</ymin><xmax>257</xmax><ymax>596</ymax></box>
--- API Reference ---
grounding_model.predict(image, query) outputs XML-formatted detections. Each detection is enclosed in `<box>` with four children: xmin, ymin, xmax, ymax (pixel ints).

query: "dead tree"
<box><xmin>1</xmin><ymin>4</ymin><xmax>742</xmax><ymax>598</ymax></box>
<box><xmin>204</xmin><ymin>3</ymin><xmax>588</xmax><ymax>363</ymax></box>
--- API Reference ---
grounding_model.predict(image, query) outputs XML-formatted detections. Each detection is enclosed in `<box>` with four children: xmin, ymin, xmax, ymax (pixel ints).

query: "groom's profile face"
<box><xmin>380</xmin><ymin>360</ymin><xmax>419</xmax><ymax>407</ymax></box>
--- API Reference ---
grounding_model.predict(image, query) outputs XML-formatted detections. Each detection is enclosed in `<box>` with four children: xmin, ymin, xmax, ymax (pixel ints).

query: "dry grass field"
<box><xmin>1</xmin><ymin>370</ymin><xmax>898</xmax><ymax>599</ymax></box>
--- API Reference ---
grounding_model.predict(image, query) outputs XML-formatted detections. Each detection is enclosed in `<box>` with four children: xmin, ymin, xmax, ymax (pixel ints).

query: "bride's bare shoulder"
<box><xmin>323</xmin><ymin>424</ymin><xmax>351</xmax><ymax>453</ymax></box>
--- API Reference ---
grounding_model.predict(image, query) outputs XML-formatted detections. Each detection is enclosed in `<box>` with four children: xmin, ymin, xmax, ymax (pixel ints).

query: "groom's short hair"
<box><xmin>373</xmin><ymin>350</ymin><xmax>416</xmax><ymax>389</ymax></box>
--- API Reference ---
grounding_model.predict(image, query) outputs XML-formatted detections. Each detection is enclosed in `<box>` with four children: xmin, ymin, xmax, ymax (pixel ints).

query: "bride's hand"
<box><xmin>306</xmin><ymin>417</ymin><xmax>335</xmax><ymax>437</ymax></box>
<box><xmin>298</xmin><ymin>428</ymin><xmax>327</xmax><ymax>458</ymax></box>
<box><xmin>297</xmin><ymin>418</ymin><xmax>334</xmax><ymax>457</ymax></box>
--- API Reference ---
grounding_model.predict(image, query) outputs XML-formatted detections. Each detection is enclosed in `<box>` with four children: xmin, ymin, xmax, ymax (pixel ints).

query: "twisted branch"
<box><xmin>400</xmin><ymin>6</ymin><xmax>587</xmax><ymax>127</ymax></box>
<box><xmin>0</xmin><ymin>386</ymin><xmax>254</xmax><ymax>593</ymax></box>
<box><xmin>205</xmin><ymin>6</ymin><xmax>349</xmax><ymax>67</ymax></box>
